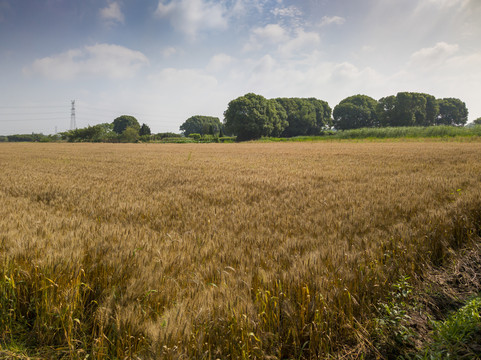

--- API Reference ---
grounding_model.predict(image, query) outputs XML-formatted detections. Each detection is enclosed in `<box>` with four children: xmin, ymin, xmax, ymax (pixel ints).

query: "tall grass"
<box><xmin>332</xmin><ymin>125</ymin><xmax>481</xmax><ymax>140</ymax></box>
<box><xmin>1</xmin><ymin>142</ymin><xmax>481</xmax><ymax>358</ymax></box>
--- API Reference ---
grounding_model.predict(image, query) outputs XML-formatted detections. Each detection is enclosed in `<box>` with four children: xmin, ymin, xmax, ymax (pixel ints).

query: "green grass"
<box><xmin>257</xmin><ymin>125</ymin><xmax>481</xmax><ymax>142</ymax></box>
<box><xmin>333</xmin><ymin>125</ymin><xmax>481</xmax><ymax>140</ymax></box>
<box><xmin>417</xmin><ymin>295</ymin><xmax>481</xmax><ymax>359</ymax></box>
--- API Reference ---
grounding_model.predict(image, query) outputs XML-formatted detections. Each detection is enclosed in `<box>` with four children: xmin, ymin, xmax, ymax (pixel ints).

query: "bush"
<box><xmin>219</xmin><ymin>136</ymin><xmax>236</xmax><ymax>143</ymax></box>
<box><xmin>188</xmin><ymin>133</ymin><xmax>201</xmax><ymax>141</ymax></box>
<box><xmin>154</xmin><ymin>132</ymin><xmax>182</xmax><ymax>140</ymax></box>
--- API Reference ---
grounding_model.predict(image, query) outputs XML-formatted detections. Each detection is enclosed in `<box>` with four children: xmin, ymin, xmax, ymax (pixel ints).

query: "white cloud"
<box><xmin>271</xmin><ymin>5</ymin><xmax>302</xmax><ymax>18</ymax></box>
<box><xmin>207</xmin><ymin>53</ymin><xmax>234</xmax><ymax>72</ymax></box>
<box><xmin>230</xmin><ymin>0</ymin><xmax>270</xmax><ymax>15</ymax></box>
<box><xmin>423</xmin><ymin>0</ymin><xmax>470</xmax><ymax>9</ymax></box>
<box><xmin>243</xmin><ymin>23</ymin><xmax>287</xmax><ymax>52</ymax></box>
<box><xmin>278</xmin><ymin>29</ymin><xmax>320</xmax><ymax>57</ymax></box>
<box><xmin>253</xmin><ymin>23</ymin><xmax>287</xmax><ymax>42</ymax></box>
<box><xmin>149</xmin><ymin>68</ymin><xmax>218</xmax><ymax>90</ymax></box>
<box><xmin>162</xmin><ymin>46</ymin><xmax>178</xmax><ymax>57</ymax></box>
<box><xmin>24</xmin><ymin>43</ymin><xmax>149</xmax><ymax>80</ymax></box>
<box><xmin>100</xmin><ymin>1</ymin><xmax>125</xmax><ymax>26</ymax></box>
<box><xmin>319</xmin><ymin>15</ymin><xmax>345</xmax><ymax>27</ymax></box>
<box><xmin>155</xmin><ymin>0</ymin><xmax>227</xmax><ymax>38</ymax></box>
<box><xmin>409</xmin><ymin>42</ymin><xmax>459</xmax><ymax>67</ymax></box>
<box><xmin>243</xmin><ymin>24</ymin><xmax>319</xmax><ymax>57</ymax></box>
<box><xmin>144</xmin><ymin>67</ymin><xmax>224</xmax><ymax>125</ymax></box>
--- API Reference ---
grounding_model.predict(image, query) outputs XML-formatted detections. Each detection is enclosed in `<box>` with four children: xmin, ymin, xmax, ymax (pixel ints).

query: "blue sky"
<box><xmin>1</xmin><ymin>0</ymin><xmax>480</xmax><ymax>135</ymax></box>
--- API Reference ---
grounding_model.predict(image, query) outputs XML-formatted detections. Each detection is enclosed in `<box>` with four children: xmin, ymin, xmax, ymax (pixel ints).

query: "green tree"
<box><xmin>223</xmin><ymin>93</ymin><xmax>288</xmax><ymax>141</ymax></box>
<box><xmin>377</xmin><ymin>92</ymin><xmax>439</xmax><ymax>127</ymax></box>
<box><xmin>276</xmin><ymin>98</ymin><xmax>317</xmax><ymax>137</ymax></box>
<box><xmin>436</xmin><ymin>98</ymin><xmax>468</xmax><ymax>126</ymax></box>
<box><xmin>307</xmin><ymin>98</ymin><xmax>332</xmax><ymax>130</ymax></box>
<box><xmin>61</xmin><ymin>123</ymin><xmax>114</xmax><ymax>142</ymax></box>
<box><xmin>180</xmin><ymin>116</ymin><xmax>222</xmax><ymax>136</ymax></box>
<box><xmin>474</xmin><ymin>117</ymin><xmax>481</xmax><ymax>125</ymax></box>
<box><xmin>377</xmin><ymin>95</ymin><xmax>397</xmax><ymax>127</ymax></box>
<box><xmin>333</xmin><ymin>95</ymin><xmax>378</xmax><ymax>130</ymax></box>
<box><xmin>120</xmin><ymin>127</ymin><xmax>140</xmax><ymax>143</ymax></box>
<box><xmin>139</xmin><ymin>123</ymin><xmax>151</xmax><ymax>136</ymax></box>
<box><xmin>113</xmin><ymin>115</ymin><xmax>140</xmax><ymax>134</ymax></box>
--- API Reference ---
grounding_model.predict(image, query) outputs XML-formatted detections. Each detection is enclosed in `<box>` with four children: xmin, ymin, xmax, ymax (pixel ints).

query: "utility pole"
<box><xmin>70</xmin><ymin>100</ymin><xmax>76</xmax><ymax>130</ymax></box>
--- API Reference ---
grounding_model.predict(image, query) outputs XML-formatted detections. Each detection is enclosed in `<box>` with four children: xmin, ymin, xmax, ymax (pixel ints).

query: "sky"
<box><xmin>0</xmin><ymin>0</ymin><xmax>480</xmax><ymax>135</ymax></box>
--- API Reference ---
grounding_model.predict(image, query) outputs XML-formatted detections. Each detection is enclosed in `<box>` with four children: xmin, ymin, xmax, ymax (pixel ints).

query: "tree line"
<box><xmin>332</xmin><ymin>93</ymin><xmax>468</xmax><ymax>130</ymax></box>
<box><xmin>181</xmin><ymin>94</ymin><xmax>332</xmax><ymax>141</ymax></box>
<box><xmin>58</xmin><ymin>115</ymin><xmax>151</xmax><ymax>143</ymax></box>
<box><xmin>0</xmin><ymin>92</ymin><xmax>475</xmax><ymax>143</ymax></box>
<box><xmin>216</xmin><ymin>92</ymin><xmax>468</xmax><ymax>140</ymax></box>
<box><xmin>177</xmin><ymin>92</ymin><xmax>470</xmax><ymax>141</ymax></box>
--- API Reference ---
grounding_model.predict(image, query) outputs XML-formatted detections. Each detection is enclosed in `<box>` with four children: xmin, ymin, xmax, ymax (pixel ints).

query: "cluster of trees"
<box><xmin>1</xmin><ymin>93</ymin><xmax>475</xmax><ymax>143</ymax></box>
<box><xmin>333</xmin><ymin>93</ymin><xmax>468</xmax><ymax>130</ymax></box>
<box><xmin>0</xmin><ymin>133</ymin><xmax>60</xmax><ymax>142</ymax></box>
<box><xmin>62</xmin><ymin>115</ymin><xmax>151</xmax><ymax>142</ymax></box>
<box><xmin>220</xmin><ymin>93</ymin><xmax>332</xmax><ymax>141</ymax></box>
<box><xmin>179</xmin><ymin>116</ymin><xmax>224</xmax><ymax>137</ymax></box>
<box><xmin>180</xmin><ymin>92</ymin><xmax>471</xmax><ymax>141</ymax></box>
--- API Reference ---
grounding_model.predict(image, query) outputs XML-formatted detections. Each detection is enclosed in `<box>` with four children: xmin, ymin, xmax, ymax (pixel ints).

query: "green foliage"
<box><xmin>333</xmin><ymin>125</ymin><xmax>481</xmax><ymax>139</ymax></box>
<box><xmin>375</xmin><ymin>277</ymin><xmax>415</xmax><ymax>353</ymax></box>
<box><xmin>307</xmin><ymin>97</ymin><xmax>332</xmax><ymax>130</ymax></box>
<box><xmin>333</xmin><ymin>94</ymin><xmax>378</xmax><ymax>130</ymax></box>
<box><xmin>180</xmin><ymin>115</ymin><xmax>222</xmax><ymax>136</ymax></box>
<box><xmin>436</xmin><ymin>98</ymin><xmax>468</xmax><ymax>126</ymax></box>
<box><xmin>112</xmin><ymin>115</ymin><xmax>140</xmax><ymax>135</ymax></box>
<box><xmin>219</xmin><ymin>136</ymin><xmax>236</xmax><ymax>143</ymax></box>
<box><xmin>276</xmin><ymin>98</ymin><xmax>317</xmax><ymax>136</ymax></box>
<box><xmin>417</xmin><ymin>296</ymin><xmax>481</xmax><ymax>359</ymax></box>
<box><xmin>474</xmin><ymin>118</ymin><xmax>481</xmax><ymax>125</ymax></box>
<box><xmin>377</xmin><ymin>92</ymin><xmax>439</xmax><ymax>127</ymax></box>
<box><xmin>139</xmin><ymin>123</ymin><xmax>151</xmax><ymax>136</ymax></box>
<box><xmin>269</xmin><ymin>97</ymin><xmax>332</xmax><ymax>136</ymax></box>
<box><xmin>6</xmin><ymin>133</ymin><xmax>52</xmax><ymax>142</ymax></box>
<box><xmin>139</xmin><ymin>134</ymin><xmax>151</xmax><ymax>142</ymax></box>
<box><xmin>152</xmin><ymin>132</ymin><xmax>182</xmax><ymax>141</ymax></box>
<box><xmin>120</xmin><ymin>126</ymin><xmax>140</xmax><ymax>143</ymax></box>
<box><xmin>223</xmin><ymin>93</ymin><xmax>288</xmax><ymax>141</ymax></box>
<box><xmin>0</xmin><ymin>135</ymin><xmax>8</xmax><ymax>142</ymax></box>
<box><xmin>188</xmin><ymin>133</ymin><xmax>201</xmax><ymax>140</ymax></box>
<box><xmin>61</xmin><ymin>123</ymin><xmax>115</xmax><ymax>142</ymax></box>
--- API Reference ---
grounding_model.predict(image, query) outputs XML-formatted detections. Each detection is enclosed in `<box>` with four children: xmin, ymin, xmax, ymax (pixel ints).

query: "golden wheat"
<box><xmin>1</xmin><ymin>141</ymin><xmax>480</xmax><ymax>359</ymax></box>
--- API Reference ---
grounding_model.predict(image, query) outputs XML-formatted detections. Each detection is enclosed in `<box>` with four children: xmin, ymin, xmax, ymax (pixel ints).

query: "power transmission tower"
<box><xmin>70</xmin><ymin>100</ymin><xmax>76</xmax><ymax>130</ymax></box>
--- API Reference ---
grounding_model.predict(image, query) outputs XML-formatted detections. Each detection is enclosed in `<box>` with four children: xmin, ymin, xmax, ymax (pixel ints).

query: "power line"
<box><xmin>0</xmin><ymin>111</ymin><xmax>66</xmax><ymax>115</ymax></box>
<box><xmin>0</xmin><ymin>117</ymin><xmax>67</xmax><ymax>122</ymax></box>
<box><xmin>0</xmin><ymin>105</ymin><xmax>66</xmax><ymax>109</ymax></box>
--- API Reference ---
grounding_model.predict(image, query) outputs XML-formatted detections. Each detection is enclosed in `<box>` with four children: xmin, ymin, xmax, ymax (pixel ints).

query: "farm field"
<box><xmin>1</xmin><ymin>141</ymin><xmax>481</xmax><ymax>359</ymax></box>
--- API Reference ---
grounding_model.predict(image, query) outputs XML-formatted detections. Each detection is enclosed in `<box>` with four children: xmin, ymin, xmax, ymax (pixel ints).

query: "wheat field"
<box><xmin>1</xmin><ymin>141</ymin><xmax>481</xmax><ymax>359</ymax></box>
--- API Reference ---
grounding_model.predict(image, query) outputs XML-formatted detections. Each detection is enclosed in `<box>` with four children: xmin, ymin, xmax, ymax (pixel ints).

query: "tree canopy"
<box><xmin>61</xmin><ymin>123</ymin><xmax>115</xmax><ymax>142</ymax></box>
<box><xmin>276</xmin><ymin>98</ymin><xmax>331</xmax><ymax>136</ymax></box>
<box><xmin>113</xmin><ymin>115</ymin><xmax>140</xmax><ymax>135</ymax></box>
<box><xmin>139</xmin><ymin>123</ymin><xmax>151</xmax><ymax>136</ymax></box>
<box><xmin>180</xmin><ymin>116</ymin><xmax>222</xmax><ymax>136</ymax></box>
<box><xmin>377</xmin><ymin>92</ymin><xmax>438</xmax><ymax>127</ymax></box>
<box><xmin>436</xmin><ymin>98</ymin><xmax>468</xmax><ymax>126</ymax></box>
<box><xmin>224</xmin><ymin>93</ymin><xmax>288</xmax><ymax>141</ymax></box>
<box><xmin>333</xmin><ymin>95</ymin><xmax>378</xmax><ymax>130</ymax></box>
